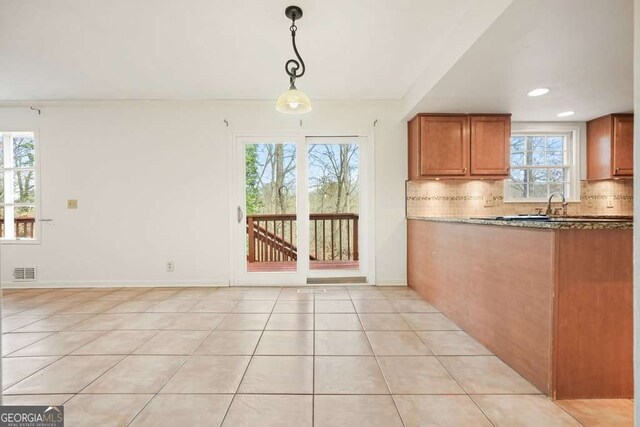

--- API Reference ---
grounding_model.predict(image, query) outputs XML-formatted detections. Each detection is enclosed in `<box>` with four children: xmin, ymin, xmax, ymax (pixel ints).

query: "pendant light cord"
<box><xmin>285</xmin><ymin>15</ymin><xmax>305</xmax><ymax>88</ymax></box>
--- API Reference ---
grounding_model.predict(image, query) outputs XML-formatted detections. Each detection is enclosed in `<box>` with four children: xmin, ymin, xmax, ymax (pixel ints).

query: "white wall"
<box><xmin>0</xmin><ymin>100</ymin><xmax>407</xmax><ymax>287</ymax></box>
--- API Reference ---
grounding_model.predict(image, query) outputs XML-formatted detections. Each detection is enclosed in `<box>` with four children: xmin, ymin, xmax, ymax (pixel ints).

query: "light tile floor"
<box><xmin>1</xmin><ymin>286</ymin><xmax>633</xmax><ymax>426</ymax></box>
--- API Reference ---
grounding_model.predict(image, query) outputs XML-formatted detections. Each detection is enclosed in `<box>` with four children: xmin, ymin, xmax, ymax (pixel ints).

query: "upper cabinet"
<box><xmin>409</xmin><ymin>115</ymin><xmax>469</xmax><ymax>177</ymax></box>
<box><xmin>408</xmin><ymin>113</ymin><xmax>511</xmax><ymax>180</ymax></box>
<box><xmin>587</xmin><ymin>113</ymin><xmax>634</xmax><ymax>180</ymax></box>
<box><xmin>470</xmin><ymin>115</ymin><xmax>511</xmax><ymax>176</ymax></box>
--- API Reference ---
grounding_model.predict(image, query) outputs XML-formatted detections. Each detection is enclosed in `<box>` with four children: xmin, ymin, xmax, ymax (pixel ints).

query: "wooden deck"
<box><xmin>247</xmin><ymin>260</ymin><xmax>359</xmax><ymax>272</ymax></box>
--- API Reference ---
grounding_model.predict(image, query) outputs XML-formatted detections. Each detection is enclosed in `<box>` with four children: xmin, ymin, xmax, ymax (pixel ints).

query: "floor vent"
<box><xmin>13</xmin><ymin>267</ymin><xmax>37</xmax><ymax>282</ymax></box>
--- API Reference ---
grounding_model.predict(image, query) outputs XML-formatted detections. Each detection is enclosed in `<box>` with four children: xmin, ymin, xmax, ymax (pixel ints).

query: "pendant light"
<box><xmin>276</xmin><ymin>6</ymin><xmax>312</xmax><ymax>114</ymax></box>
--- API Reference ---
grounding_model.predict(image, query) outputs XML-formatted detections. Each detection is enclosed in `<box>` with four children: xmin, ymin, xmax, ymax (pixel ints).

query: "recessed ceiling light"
<box><xmin>527</xmin><ymin>88</ymin><xmax>550</xmax><ymax>97</ymax></box>
<box><xmin>557</xmin><ymin>111</ymin><xmax>575</xmax><ymax>117</ymax></box>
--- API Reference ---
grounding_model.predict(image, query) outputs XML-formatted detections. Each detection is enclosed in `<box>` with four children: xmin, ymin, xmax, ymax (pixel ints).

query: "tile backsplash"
<box><xmin>406</xmin><ymin>180</ymin><xmax>633</xmax><ymax>217</ymax></box>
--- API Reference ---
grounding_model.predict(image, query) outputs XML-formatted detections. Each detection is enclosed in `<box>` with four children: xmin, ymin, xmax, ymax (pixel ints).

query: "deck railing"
<box><xmin>0</xmin><ymin>217</ymin><xmax>36</xmax><ymax>239</ymax></box>
<box><xmin>247</xmin><ymin>213</ymin><xmax>359</xmax><ymax>263</ymax></box>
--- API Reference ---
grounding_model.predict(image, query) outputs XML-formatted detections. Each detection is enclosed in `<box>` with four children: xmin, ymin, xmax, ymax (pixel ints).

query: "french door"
<box><xmin>232</xmin><ymin>134</ymin><xmax>369</xmax><ymax>286</ymax></box>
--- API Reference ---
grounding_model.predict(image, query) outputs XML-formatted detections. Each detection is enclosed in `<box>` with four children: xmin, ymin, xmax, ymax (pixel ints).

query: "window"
<box><xmin>505</xmin><ymin>130</ymin><xmax>579</xmax><ymax>202</ymax></box>
<box><xmin>0</xmin><ymin>132</ymin><xmax>37</xmax><ymax>240</ymax></box>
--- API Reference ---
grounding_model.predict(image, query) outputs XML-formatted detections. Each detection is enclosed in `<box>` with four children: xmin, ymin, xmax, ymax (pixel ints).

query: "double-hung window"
<box><xmin>0</xmin><ymin>132</ymin><xmax>38</xmax><ymax>241</ymax></box>
<box><xmin>505</xmin><ymin>129</ymin><xmax>579</xmax><ymax>202</ymax></box>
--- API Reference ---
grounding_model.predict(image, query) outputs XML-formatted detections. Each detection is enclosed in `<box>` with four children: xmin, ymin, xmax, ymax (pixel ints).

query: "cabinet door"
<box><xmin>586</xmin><ymin>115</ymin><xmax>614</xmax><ymax>180</ymax></box>
<box><xmin>470</xmin><ymin>115</ymin><xmax>511</xmax><ymax>176</ymax></box>
<box><xmin>408</xmin><ymin>117</ymin><xmax>421</xmax><ymax>180</ymax></box>
<box><xmin>613</xmin><ymin>115</ymin><xmax>633</xmax><ymax>176</ymax></box>
<box><xmin>419</xmin><ymin>115</ymin><xmax>469</xmax><ymax>176</ymax></box>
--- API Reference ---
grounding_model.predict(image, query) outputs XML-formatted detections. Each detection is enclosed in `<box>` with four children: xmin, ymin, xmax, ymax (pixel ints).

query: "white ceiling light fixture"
<box><xmin>527</xmin><ymin>88</ymin><xmax>550</xmax><ymax>97</ymax></box>
<box><xmin>557</xmin><ymin>111</ymin><xmax>575</xmax><ymax>117</ymax></box>
<box><xmin>276</xmin><ymin>6</ymin><xmax>311</xmax><ymax>115</ymax></box>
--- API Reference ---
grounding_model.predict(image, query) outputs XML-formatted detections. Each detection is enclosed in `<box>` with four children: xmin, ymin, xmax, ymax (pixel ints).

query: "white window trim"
<box><xmin>0</xmin><ymin>130</ymin><xmax>41</xmax><ymax>245</ymax></box>
<box><xmin>504</xmin><ymin>122</ymin><xmax>582</xmax><ymax>203</ymax></box>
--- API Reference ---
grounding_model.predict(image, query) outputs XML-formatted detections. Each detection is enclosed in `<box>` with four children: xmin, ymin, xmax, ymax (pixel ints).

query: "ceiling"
<box><xmin>0</xmin><ymin>0</ymin><xmax>495</xmax><ymax>101</ymax></box>
<box><xmin>406</xmin><ymin>0</ymin><xmax>634</xmax><ymax>121</ymax></box>
<box><xmin>0</xmin><ymin>0</ymin><xmax>633</xmax><ymax>122</ymax></box>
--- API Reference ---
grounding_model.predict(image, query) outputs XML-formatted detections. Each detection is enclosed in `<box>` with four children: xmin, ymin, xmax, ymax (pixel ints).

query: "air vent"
<box><xmin>13</xmin><ymin>267</ymin><xmax>37</xmax><ymax>282</ymax></box>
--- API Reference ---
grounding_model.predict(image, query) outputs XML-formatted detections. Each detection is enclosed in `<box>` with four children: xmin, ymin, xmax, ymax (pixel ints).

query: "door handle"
<box><xmin>237</xmin><ymin>206</ymin><xmax>244</xmax><ymax>223</ymax></box>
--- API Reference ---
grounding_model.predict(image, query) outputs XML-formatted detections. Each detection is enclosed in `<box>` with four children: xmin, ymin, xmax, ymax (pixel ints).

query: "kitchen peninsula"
<box><xmin>407</xmin><ymin>216</ymin><xmax>633</xmax><ymax>399</ymax></box>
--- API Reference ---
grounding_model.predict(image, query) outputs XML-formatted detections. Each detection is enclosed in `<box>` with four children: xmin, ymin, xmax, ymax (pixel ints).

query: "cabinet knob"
<box><xmin>463</xmin><ymin>167</ymin><xmax>467</xmax><ymax>173</ymax></box>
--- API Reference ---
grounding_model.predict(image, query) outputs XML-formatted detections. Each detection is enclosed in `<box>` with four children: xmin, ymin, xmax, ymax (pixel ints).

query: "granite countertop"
<box><xmin>406</xmin><ymin>216</ymin><xmax>633</xmax><ymax>230</ymax></box>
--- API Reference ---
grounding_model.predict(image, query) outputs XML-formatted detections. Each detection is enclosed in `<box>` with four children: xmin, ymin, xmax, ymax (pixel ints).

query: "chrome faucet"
<box><xmin>546</xmin><ymin>192</ymin><xmax>568</xmax><ymax>216</ymax></box>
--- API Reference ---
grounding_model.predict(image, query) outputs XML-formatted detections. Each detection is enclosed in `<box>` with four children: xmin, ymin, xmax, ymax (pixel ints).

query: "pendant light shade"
<box><xmin>277</xmin><ymin>6</ymin><xmax>311</xmax><ymax>115</ymax></box>
<box><xmin>276</xmin><ymin>87</ymin><xmax>312</xmax><ymax>114</ymax></box>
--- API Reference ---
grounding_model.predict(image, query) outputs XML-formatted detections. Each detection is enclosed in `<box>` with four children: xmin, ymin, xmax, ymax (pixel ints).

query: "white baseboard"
<box><xmin>1</xmin><ymin>279</ymin><xmax>408</xmax><ymax>289</ymax></box>
<box><xmin>1</xmin><ymin>279</ymin><xmax>230</xmax><ymax>289</ymax></box>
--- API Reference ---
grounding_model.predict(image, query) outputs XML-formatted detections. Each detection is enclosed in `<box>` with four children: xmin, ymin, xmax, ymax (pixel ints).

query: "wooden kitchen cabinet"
<box><xmin>587</xmin><ymin>113</ymin><xmax>634</xmax><ymax>180</ymax></box>
<box><xmin>408</xmin><ymin>113</ymin><xmax>511</xmax><ymax>180</ymax></box>
<box><xmin>470</xmin><ymin>114</ymin><xmax>511</xmax><ymax>176</ymax></box>
<box><xmin>409</xmin><ymin>115</ymin><xmax>468</xmax><ymax>178</ymax></box>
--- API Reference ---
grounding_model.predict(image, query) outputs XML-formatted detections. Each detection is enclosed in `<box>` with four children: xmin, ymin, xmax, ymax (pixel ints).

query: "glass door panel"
<box><xmin>244</xmin><ymin>143</ymin><xmax>298</xmax><ymax>273</ymax></box>
<box><xmin>307</xmin><ymin>142</ymin><xmax>360</xmax><ymax>271</ymax></box>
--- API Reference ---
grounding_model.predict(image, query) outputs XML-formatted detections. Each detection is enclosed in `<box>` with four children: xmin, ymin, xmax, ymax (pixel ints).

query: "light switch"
<box><xmin>67</xmin><ymin>199</ymin><xmax>78</xmax><ymax>209</ymax></box>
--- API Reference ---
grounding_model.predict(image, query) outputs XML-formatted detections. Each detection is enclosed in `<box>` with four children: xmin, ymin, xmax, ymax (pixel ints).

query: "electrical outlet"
<box><xmin>607</xmin><ymin>196</ymin><xmax>614</xmax><ymax>208</ymax></box>
<box><xmin>166</xmin><ymin>261</ymin><xmax>174</xmax><ymax>272</ymax></box>
<box><xmin>67</xmin><ymin>199</ymin><xmax>78</xmax><ymax>209</ymax></box>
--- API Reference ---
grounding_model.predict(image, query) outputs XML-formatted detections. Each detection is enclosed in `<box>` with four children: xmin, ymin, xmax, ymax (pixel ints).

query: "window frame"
<box><xmin>0</xmin><ymin>130</ymin><xmax>41</xmax><ymax>244</ymax></box>
<box><xmin>504</xmin><ymin>123</ymin><xmax>581</xmax><ymax>203</ymax></box>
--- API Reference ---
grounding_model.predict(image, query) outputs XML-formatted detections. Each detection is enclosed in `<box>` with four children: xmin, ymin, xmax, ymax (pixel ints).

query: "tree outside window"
<box><xmin>0</xmin><ymin>132</ymin><xmax>37</xmax><ymax>240</ymax></box>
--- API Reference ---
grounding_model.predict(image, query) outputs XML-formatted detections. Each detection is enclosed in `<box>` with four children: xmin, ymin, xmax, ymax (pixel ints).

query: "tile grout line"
<box><xmin>7</xmin><ymin>287</ymin><xmax>125</xmax><ymax>321</ymax></box>
<box><xmin>123</xmin><ymin>293</ymin><xmax>245</xmax><ymax>426</ymax></box>
<box><xmin>5</xmin><ymin>313</ymin><xmax>59</xmax><ymax>333</ymax></box>
<box><xmin>123</xmin><ymin>331</ymin><xmax>205</xmax><ymax>426</ymax></box>
<box><xmin>7</xmin><ymin>328</ymin><xmax>114</xmax><ymax>358</ymax></box>
<box><xmin>124</xmin><ymin>329</ymin><xmax>214</xmax><ymax>426</ymax></box>
<box><xmin>417</xmin><ymin>326</ymin><xmax>575</xmax><ymax>425</ymax></box>
<box><xmin>3</xmin><ymin>331</ymin><xmax>58</xmax><ymax>357</ymax></box>
<box><xmin>71</xmin><ymin>327</ymin><xmax>169</xmax><ymax>395</ymax></box>
<box><xmin>2</xmin><ymin>327</ymin><xmax>117</xmax><ymax>392</ymax></box>
<box><xmin>348</xmin><ymin>291</ymin><xmax>407</xmax><ymax>427</ymax></box>
<box><xmin>545</xmin><ymin>400</ymin><xmax>587</xmax><ymax>426</ymax></box>
<box><xmin>403</xmin><ymin>303</ymin><xmax>500</xmax><ymax>426</ymax></box>
<box><xmin>30</xmin><ymin>293</ymin><xmax>180</xmax><ymax>421</ymax></box>
<box><xmin>431</xmin><ymin>351</ymin><xmax>496</xmax><ymax>427</ymax></box>
<box><xmin>2</xmin><ymin>355</ymin><xmax>64</xmax><ymax>392</ymax></box>
<box><xmin>2</xmin><ymin>287</ymin><xmax>598</xmax><ymax>426</ymax></box>
<box><xmin>218</xmin><ymin>287</ymin><xmax>281</xmax><ymax>426</ymax></box>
